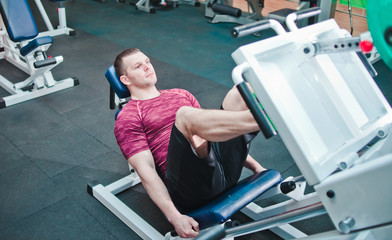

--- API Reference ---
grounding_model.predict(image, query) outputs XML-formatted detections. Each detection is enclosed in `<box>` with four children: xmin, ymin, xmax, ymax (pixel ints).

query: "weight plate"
<box><xmin>367</xmin><ymin>0</ymin><xmax>392</xmax><ymax>69</ymax></box>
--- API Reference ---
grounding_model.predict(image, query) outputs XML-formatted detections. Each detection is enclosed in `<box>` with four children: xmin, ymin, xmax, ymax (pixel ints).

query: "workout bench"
<box><xmin>87</xmin><ymin>65</ymin><xmax>311</xmax><ymax>239</ymax></box>
<box><xmin>0</xmin><ymin>0</ymin><xmax>78</xmax><ymax>108</ymax></box>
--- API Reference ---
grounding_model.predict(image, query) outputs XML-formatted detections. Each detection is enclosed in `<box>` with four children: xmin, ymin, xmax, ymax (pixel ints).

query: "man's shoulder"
<box><xmin>115</xmin><ymin>101</ymin><xmax>139</xmax><ymax>121</ymax></box>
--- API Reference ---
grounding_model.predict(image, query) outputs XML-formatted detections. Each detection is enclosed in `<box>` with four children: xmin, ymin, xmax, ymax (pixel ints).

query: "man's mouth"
<box><xmin>146</xmin><ymin>72</ymin><xmax>154</xmax><ymax>78</ymax></box>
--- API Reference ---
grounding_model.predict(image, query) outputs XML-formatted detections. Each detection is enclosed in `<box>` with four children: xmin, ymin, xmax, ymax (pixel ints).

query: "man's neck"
<box><xmin>130</xmin><ymin>86</ymin><xmax>160</xmax><ymax>100</ymax></box>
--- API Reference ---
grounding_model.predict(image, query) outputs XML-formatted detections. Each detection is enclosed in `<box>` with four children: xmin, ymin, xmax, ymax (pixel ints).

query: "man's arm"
<box><xmin>244</xmin><ymin>155</ymin><xmax>266</xmax><ymax>174</ymax></box>
<box><xmin>128</xmin><ymin>150</ymin><xmax>199</xmax><ymax>238</ymax></box>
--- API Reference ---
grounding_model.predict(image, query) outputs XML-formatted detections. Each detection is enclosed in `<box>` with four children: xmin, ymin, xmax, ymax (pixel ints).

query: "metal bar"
<box><xmin>92</xmin><ymin>184</ymin><xmax>164</xmax><ymax>240</ymax></box>
<box><xmin>34</xmin><ymin>0</ymin><xmax>55</xmax><ymax>31</ymax></box>
<box><xmin>2</xmin><ymin>78</ymin><xmax>75</xmax><ymax>107</ymax></box>
<box><xmin>335</xmin><ymin>9</ymin><xmax>366</xmax><ymax>18</ymax></box>
<box><xmin>227</xmin><ymin>202</ymin><xmax>326</xmax><ymax>238</ymax></box>
<box><xmin>106</xmin><ymin>173</ymin><xmax>141</xmax><ymax>195</ymax></box>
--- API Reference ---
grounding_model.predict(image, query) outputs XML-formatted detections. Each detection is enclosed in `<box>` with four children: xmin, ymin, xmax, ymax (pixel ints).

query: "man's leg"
<box><xmin>222</xmin><ymin>85</ymin><xmax>249</xmax><ymax>111</ymax></box>
<box><xmin>221</xmin><ymin>86</ymin><xmax>265</xmax><ymax>174</ymax></box>
<box><xmin>175</xmin><ymin>107</ymin><xmax>257</xmax><ymax>143</ymax></box>
<box><xmin>166</xmin><ymin>87</ymin><xmax>262</xmax><ymax>210</ymax></box>
<box><xmin>175</xmin><ymin>86</ymin><xmax>258</xmax><ymax>150</ymax></box>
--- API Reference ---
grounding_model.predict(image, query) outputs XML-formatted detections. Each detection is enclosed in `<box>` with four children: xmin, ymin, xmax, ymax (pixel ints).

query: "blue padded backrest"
<box><xmin>0</xmin><ymin>0</ymin><xmax>38</xmax><ymax>42</ymax></box>
<box><xmin>105</xmin><ymin>65</ymin><xmax>131</xmax><ymax>99</ymax></box>
<box><xmin>187</xmin><ymin>169</ymin><xmax>282</xmax><ymax>230</ymax></box>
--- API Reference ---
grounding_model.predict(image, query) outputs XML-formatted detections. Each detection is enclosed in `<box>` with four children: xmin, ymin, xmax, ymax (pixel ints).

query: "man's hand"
<box><xmin>129</xmin><ymin>151</ymin><xmax>199</xmax><ymax>238</ymax></box>
<box><xmin>171</xmin><ymin>214</ymin><xmax>199</xmax><ymax>238</ymax></box>
<box><xmin>245</xmin><ymin>155</ymin><xmax>266</xmax><ymax>174</ymax></box>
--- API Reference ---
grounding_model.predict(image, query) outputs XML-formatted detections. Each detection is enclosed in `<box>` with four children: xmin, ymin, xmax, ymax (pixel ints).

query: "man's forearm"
<box><xmin>128</xmin><ymin>151</ymin><xmax>199</xmax><ymax>238</ymax></box>
<box><xmin>138</xmin><ymin>168</ymin><xmax>181</xmax><ymax>221</ymax></box>
<box><xmin>244</xmin><ymin>155</ymin><xmax>265</xmax><ymax>173</ymax></box>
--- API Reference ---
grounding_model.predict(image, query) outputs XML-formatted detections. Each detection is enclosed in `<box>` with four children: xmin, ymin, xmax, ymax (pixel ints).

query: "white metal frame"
<box><xmin>230</xmin><ymin>17</ymin><xmax>392</xmax><ymax>238</ymax></box>
<box><xmin>34</xmin><ymin>0</ymin><xmax>75</xmax><ymax>38</ymax></box>
<box><xmin>88</xmin><ymin>166</ymin><xmax>312</xmax><ymax>240</ymax></box>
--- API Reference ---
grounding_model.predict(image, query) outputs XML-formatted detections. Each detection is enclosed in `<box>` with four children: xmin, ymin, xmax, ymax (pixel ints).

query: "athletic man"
<box><xmin>114</xmin><ymin>48</ymin><xmax>265</xmax><ymax>238</ymax></box>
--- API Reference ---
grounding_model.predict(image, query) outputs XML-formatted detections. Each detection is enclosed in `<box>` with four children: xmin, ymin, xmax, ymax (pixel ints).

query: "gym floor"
<box><xmin>0</xmin><ymin>0</ymin><xmax>391</xmax><ymax>239</ymax></box>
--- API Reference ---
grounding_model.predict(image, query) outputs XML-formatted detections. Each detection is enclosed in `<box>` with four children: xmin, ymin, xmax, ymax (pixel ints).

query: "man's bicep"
<box><xmin>128</xmin><ymin>150</ymin><xmax>156</xmax><ymax>174</ymax></box>
<box><xmin>115</xmin><ymin>116</ymin><xmax>149</xmax><ymax>160</ymax></box>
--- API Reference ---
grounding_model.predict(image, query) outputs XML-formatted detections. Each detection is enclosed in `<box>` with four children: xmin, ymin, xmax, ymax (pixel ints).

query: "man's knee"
<box><xmin>222</xmin><ymin>86</ymin><xmax>248</xmax><ymax>111</ymax></box>
<box><xmin>175</xmin><ymin>106</ymin><xmax>196</xmax><ymax>138</ymax></box>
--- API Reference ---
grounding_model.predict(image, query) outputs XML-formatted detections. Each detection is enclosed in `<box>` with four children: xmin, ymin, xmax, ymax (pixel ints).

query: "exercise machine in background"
<box><xmin>34</xmin><ymin>0</ymin><xmax>75</xmax><ymax>37</ymax></box>
<box><xmin>130</xmin><ymin>0</ymin><xmax>180</xmax><ymax>14</ymax></box>
<box><xmin>204</xmin><ymin>0</ymin><xmax>317</xmax><ymax>28</ymax></box>
<box><xmin>268</xmin><ymin>0</ymin><xmax>318</xmax><ymax>27</ymax></box>
<box><xmin>204</xmin><ymin>0</ymin><xmax>264</xmax><ymax>25</ymax></box>
<box><xmin>101</xmin><ymin>0</ymin><xmax>200</xmax><ymax>14</ymax></box>
<box><xmin>0</xmin><ymin>0</ymin><xmax>78</xmax><ymax>109</ymax></box>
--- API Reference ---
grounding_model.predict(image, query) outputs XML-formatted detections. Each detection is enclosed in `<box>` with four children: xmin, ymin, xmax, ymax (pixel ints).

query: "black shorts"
<box><xmin>165</xmin><ymin>125</ymin><xmax>258</xmax><ymax>212</ymax></box>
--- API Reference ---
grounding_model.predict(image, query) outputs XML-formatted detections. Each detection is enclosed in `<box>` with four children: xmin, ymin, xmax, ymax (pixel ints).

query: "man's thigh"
<box><xmin>165</xmin><ymin>125</ymin><xmax>257</xmax><ymax>211</ymax></box>
<box><xmin>166</xmin><ymin>125</ymin><xmax>225</xmax><ymax>211</ymax></box>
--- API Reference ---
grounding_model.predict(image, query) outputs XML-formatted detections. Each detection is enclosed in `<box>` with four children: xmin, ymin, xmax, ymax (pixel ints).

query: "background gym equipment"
<box><xmin>268</xmin><ymin>0</ymin><xmax>318</xmax><ymax>27</ymax></box>
<box><xmin>338</xmin><ymin>0</ymin><xmax>367</xmax><ymax>34</ymax></box>
<box><xmin>34</xmin><ymin>0</ymin><xmax>75</xmax><ymax>37</ymax></box>
<box><xmin>104</xmin><ymin>0</ymin><xmax>199</xmax><ymax>14</ymax></box>
<box><xmin>204</xmin><ymin>0</ymin><xmax>263</xmax><ymax>25</ymax></box>
<box><xmin>0</xmin><ymin>0</ymin><xmax>78</xmax><ymax>108</ymax></box>
<box><xmin>132</xmin><ymin>0</ymin><xmax>179</xmax><ymax>14</ymax></box>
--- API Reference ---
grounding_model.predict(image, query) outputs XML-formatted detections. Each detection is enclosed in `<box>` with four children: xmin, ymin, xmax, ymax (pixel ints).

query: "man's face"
<box><xmin>120</xmin><ymin>51</ymin><xmax>157</xmax><ymax>88</ymax></box>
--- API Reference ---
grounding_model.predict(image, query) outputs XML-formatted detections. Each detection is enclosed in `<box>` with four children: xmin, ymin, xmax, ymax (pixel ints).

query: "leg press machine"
<box><xmin>88</xmin><ymin>6</ymin><xmax>392</xmax><ymax>240</ymax></box>
<box><xmin>0</xmin><ymin>0</ymin><xmax>78</xmax><ymax>109</ymax></box>
<box><xmin>88</xmin><ymin>66</ymin><xmax>311</xmax><ymax>239</ymax></box>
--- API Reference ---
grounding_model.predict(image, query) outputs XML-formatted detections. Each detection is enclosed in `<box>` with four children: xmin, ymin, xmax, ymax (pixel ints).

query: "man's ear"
<box><xmin>120</xmin><ymin>75</ymin><xmax>131</xmax><ymax>86</ymax></box>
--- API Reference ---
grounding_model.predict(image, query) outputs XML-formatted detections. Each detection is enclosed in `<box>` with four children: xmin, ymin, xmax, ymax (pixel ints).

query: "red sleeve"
<box><xmin>188</xmin><ymin>91</ymin><xmax>201</xmax><ymax>109</ymax></box>
<box><xmin>175</xmin><ymin>88</ymin><xmax>201</xmax><ymax>109</ymax></box>
<box><xmin>114</xmin><ymin>108</ymin><xmax>150</xmax><ymax>160</ymax></box>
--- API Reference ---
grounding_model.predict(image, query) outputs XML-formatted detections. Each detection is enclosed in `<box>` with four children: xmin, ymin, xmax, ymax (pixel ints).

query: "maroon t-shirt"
<box><xmin>114</xmin><ymin>88</ymin><xmax>201</xmax><ymax>179</ymax></box>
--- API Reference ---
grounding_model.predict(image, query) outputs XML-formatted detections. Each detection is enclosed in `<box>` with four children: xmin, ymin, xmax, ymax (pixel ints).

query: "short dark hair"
<box><xmin>114</xmin><ymin>48</ymin><xmax>141</xmax><ymax>78</ymax></box>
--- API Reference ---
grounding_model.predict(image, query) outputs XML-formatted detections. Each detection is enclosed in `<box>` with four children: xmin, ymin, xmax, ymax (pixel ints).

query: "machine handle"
<box><xmin>356</xmin><ymin>51</ymin><xmax>378</xmax><ymax>78</ymax></box>
<box><xmin>33</xmin><ymin>58</ymin><xmax>57</xmax><ymax>68</ymax></box>
<box><xmin>109</xmin><ymin>86</ymin><xmax>116</xmax><ymax>110</ymax></box>
<box><xmin>294</xmin><ymin>7</ymin><xmax>321</xmax><ymax>21</ymax></box>
<box><xmin>232</xmin><ymin>63</ymin><xmax>277</xmax><ymax>139</ymax></box>
<box><xmin>194</xmin><ymin>225</ymin><xmax>226</xmax><ymax>240</ymax></box>
<box><xmin>286</xmin><ymin>7</ymin><xmax>321</xmax><ymax>31</ymax></box>
<box><xmin>232</xmin><ymin>19</ymin><xmax>270</xmax><ymax>38</ymax></box>
<box><xmin>237</xmin><ymin>82</ymin><xmax>276</xmax><ymax>139</ymax></box>
<box><xmin>232</xmin><ymin>19</ymin><xmax>286</xmax><ymax>38</ymax></box>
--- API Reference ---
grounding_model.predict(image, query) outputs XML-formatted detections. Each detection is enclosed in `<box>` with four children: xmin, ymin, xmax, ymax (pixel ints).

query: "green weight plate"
<box><xmin>367</xmin><ymin>0</ymin><xmax>392</xmax><ymax>69</ymax></box>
